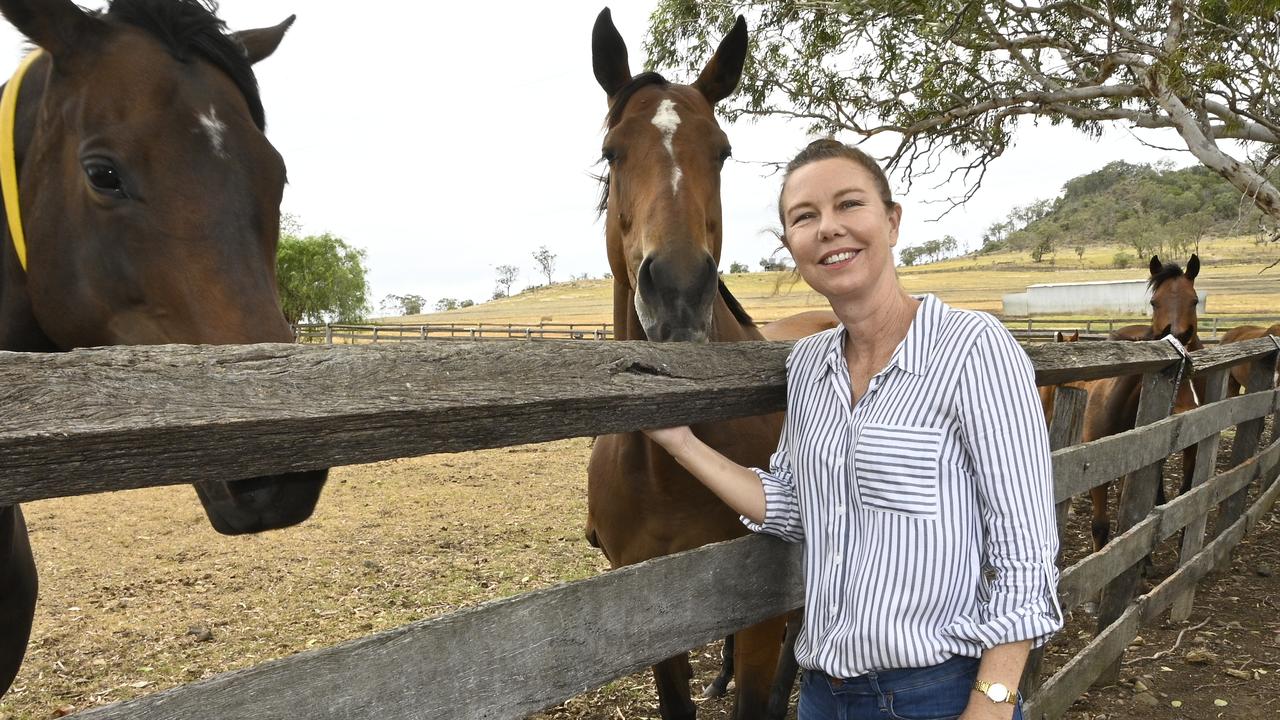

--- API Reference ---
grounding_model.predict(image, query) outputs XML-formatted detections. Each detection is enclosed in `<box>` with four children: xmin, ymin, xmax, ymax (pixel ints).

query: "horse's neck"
<box><xmin>610</xmin><ymin>281</ymin><xmax>760</xmax><ymax>342</ymax></box>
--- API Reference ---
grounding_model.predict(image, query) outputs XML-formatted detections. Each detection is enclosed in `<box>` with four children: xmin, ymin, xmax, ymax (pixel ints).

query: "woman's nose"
<box><xmin>818</xmin><ymin>211</ymin><xmax>843</xmax><ymax>239</ymax></box>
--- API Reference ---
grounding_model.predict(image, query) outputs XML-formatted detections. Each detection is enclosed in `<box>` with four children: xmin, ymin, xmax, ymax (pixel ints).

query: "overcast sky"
<box><xmin>0</xmin><ymin>1</ymin><xmax>1197</xmax><ymax>307</ymax></box>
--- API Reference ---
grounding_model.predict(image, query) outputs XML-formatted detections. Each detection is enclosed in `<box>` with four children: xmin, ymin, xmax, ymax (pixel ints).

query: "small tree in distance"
<box><xmin>532</xmin><ymin>246</ymin><xmax>557</xmax><ymax>285</ymax></box>
<box><xmin>493</xmin><ymin>264</ymin><xmax>519</xmax><ymax>298</ymax></box>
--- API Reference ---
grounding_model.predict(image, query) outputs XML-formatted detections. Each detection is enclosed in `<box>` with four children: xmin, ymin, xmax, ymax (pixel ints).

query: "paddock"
<box><xmin>0</xmin><ymin>337</ymin><xmax>1278</xmax><ymax>719</ymax></box>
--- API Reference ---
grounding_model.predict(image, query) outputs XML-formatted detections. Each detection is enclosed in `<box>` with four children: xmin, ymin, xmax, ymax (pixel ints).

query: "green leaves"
<box><xmin>276</xmin><ymin>231</ymin><xmax>371</xmax><ymax>325</ymax></box>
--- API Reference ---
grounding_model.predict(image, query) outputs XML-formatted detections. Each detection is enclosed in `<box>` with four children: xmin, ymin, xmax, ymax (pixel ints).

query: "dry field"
<box><xmin>388</xmin><ymin>236</ymin><xmax>1280</xmax><ymax>326</ymax></box>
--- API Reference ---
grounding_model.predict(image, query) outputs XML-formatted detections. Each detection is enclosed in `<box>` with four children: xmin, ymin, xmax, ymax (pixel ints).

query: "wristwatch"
<box><xmin>973</xmin><ymin>680</ymin><xmax>1017</xmax><ymax>704</ymax></box>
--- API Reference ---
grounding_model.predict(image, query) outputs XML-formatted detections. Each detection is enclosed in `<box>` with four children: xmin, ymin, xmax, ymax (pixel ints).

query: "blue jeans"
<box><xmin>798</xmin><ymin>655</ymin><xmax>1025</xmax><ymax>720</ymax></box>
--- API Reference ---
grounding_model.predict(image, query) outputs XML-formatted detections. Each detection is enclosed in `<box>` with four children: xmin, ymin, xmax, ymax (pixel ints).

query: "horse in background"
<box><xmin>587</xmin><ymin>9</ymin><xmax>833</xmax><ymax>719</ymax></box>
<box><xmin>1083</xmin><ymin>255</ymin><xmax>1202</xmax><ymax>551</ymax></box>
<box><xmin>0</xmin><ymin>0</ymin><xmax>328</xmax><ymax>697</ymax></box>
<box><xmin>1219</xmin><ymin>322</ymin><xmax>1280</xmax><ymax>396</ymax></box>
<box><xmin>1039</xmin><ymin>330</ymin><xmax>1080</xmax><ymax>425</ymax></box>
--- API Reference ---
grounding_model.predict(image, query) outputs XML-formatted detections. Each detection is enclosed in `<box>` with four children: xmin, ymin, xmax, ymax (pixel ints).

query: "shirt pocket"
<box><xmin>853</xmin><ymin>423</ymin><xmax>943</xmax><ymax>520</ymax></box>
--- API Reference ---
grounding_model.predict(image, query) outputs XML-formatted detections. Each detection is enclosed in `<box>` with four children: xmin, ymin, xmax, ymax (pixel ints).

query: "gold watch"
<box><xmin>973</xmin><ymin>680</ymin><xmax>1017</xmax><ymax>704</ymax></box>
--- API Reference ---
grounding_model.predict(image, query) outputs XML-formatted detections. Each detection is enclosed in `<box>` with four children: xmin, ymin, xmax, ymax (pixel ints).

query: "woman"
<box><xmin>644</xmin><ymin>139</ymin><xmax>1062</xmax><ymax>720</ymax></box>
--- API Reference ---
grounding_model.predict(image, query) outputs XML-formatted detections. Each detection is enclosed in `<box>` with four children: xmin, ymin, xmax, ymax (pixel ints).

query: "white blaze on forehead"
<box><xmin>198</xmin><ymin>106</ymin><xmax>227</xmax><ymax>158</ymax></box>
<box><xmin>651</xmin><ymin>99</ymin><xmax>683</xmax><ymax>194</ymax></box>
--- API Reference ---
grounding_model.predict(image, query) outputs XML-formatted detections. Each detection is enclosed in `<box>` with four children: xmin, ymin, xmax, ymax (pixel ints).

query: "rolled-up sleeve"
<box><xmin>954</xmin><ymin>322</ymin><xmax>1063</xmax><ymax>648</ymax></box>
<box><xmin>742</xmin><ymin>352</ymin><xmax>805</xmax><ymax>543</ymax></box>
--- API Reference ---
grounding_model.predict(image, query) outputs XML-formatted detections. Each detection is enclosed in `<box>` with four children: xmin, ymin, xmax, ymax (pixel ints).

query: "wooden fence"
<box><xmin>0</xmin><ymin>335</ymin><xmax>1278</xmax><ymax>719</ymax></box>
<box><xmin>295</xmin><ymin>315</ymin><xmax>1277</xmax><ymax>345</ymax></box>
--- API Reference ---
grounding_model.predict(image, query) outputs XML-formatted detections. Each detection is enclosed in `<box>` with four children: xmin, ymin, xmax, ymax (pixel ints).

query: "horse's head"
<box><xmin>592</xmin><ymin>8</ymin><xmax>745</xmax><ymax>342</ymax></box>
<box><xmin>1148</xmin><ymin>254</ymin><xmax>1200</xmax><ymax>347</ymax></box>
<box><xmin>0</xmin><ymin>0</ymin><xmax>325</xmax><ymax>535</ymax></box>
<box><xmin>1054</xmin><ymin>330</ymin><xmax>1079</xmax><ymax>343</ymax></box>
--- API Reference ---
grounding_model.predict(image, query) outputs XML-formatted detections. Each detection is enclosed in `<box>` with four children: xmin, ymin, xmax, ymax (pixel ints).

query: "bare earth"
<box><xmin>1</xmin><ymin>432</ymin><xmax>1278</xmax><ymax>719</ymax></box>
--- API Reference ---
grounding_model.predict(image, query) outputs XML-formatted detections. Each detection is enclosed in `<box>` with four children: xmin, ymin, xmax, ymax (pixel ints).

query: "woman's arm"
<box><xmin>962</xmin><ymin>640</ymin><xmax>1031</xmax><ymax>720</ymax></box>
<box><xmin>643</xmin><ymin>426</ymin><xmax>768</xmax><ymax>523</ymax></box>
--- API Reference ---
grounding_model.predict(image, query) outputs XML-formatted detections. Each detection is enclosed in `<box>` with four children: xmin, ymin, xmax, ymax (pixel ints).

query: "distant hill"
<box><xmin>979</xmin><ymin>161</ymin><xmax>1272</xmax><ymax>261</ymax></box>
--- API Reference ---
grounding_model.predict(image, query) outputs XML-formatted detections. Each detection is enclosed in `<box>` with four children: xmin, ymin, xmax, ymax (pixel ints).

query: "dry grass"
<box><xmin>384</xmin><ymin>236</ymin><xmax>1280</xmax><ymax>325</ymax></box>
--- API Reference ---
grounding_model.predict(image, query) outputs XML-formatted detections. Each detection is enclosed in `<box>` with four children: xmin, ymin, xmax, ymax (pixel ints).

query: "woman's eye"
<box><xmin>84</xmin><ymin>160</ymin><xmax>127</xmax><ymax>197</ymax></box>
<box><xmin>790</xmin><ymin>212</ymin><xmax>814</xmax><ymax>226</ymax></box>
<box><xmin>839</xmin><ymin>199</ymin><xmax>863</xmax><ymax>210</ymax></box>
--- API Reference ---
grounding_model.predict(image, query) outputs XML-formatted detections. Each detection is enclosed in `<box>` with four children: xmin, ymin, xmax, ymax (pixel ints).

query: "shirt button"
<box><xmin>836</xmin><ymin>504</ymin><xmax>846</xmax><ymax>514</ymax></box>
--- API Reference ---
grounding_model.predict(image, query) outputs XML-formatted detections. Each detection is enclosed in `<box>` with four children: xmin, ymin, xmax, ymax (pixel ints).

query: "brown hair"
<box><xmin>776</xmin><ymin>138</ymin><xmax>894</xmax><ymax>237</ymax></box>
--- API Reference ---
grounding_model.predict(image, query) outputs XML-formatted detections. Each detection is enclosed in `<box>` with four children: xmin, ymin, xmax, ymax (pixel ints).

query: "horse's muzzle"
<box><xmin>193</xmin><ymin>470</ymin><xmax>328</xmax><ymax>535</ymax></box>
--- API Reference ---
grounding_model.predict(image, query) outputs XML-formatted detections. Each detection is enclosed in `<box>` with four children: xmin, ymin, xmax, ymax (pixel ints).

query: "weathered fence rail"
<box><xmin>1</xmin><ymin>336</ymin><xmax>1278</xmax><ymax>719</ymax></box>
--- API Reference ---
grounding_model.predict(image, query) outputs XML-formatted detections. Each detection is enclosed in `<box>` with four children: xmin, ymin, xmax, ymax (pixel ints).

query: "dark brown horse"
<box><xmin>1084</xmin><ymin>255</ymin><xmax>1202</xmax><ymax>551</ymax></box>
<box><xmin>588</xmin><ymin>9</ymin><xmax>833</xmax><ymax>720</ymax></box>
<box><xmin>1219</xmin><ymin>322</ymin><xmax>1280</xmax><ymax>395</ymax></box>
<box><xmin>0</xmin><ymin>0</ymin><xmax>327</xmax><ymax>697</ymax></box>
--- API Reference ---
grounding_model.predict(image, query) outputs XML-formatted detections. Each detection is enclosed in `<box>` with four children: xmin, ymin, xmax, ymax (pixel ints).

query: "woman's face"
<box><xmin>780</xmin><ymin>158</ymin><xmax>901</xmax><ymax>303</ymax></box>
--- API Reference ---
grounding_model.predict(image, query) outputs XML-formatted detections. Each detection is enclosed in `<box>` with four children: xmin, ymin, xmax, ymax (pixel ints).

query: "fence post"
<box><xmin>421</xmin><ymin>326</ymin><xmax>427</xmax><ymax>341</ymax></box>
<box><xmin>1212</xmin><ymin>317</ymin><xmax>1219</xmax><ymax>340</ymax></box>
<box><xmin>372</xmin><ymin>327</ymin><xmax>380</xmax><ymax>344</ymax></box>
<box><xmin>324</xmin><ymin>324</ymin><xmax>333</xmax><ymax>344</ymax></box>
<box><xmin>1027</xmin><ymin>318</ymin><xmax>1033</xmax><ymax>332</ymax></box>
<box><xmin>1108</xmin><ymin>319</ymin><xmax>1114</xmax><ymax>334</ymax></box>
<box><xmin>1211</xmin><ymin>345</ymin><xmax>1280</xmax><ymax>554</ymax></box>
<box><xmin>1093</xmin><ymin>358</ymin><xmax>1182</xmax><ymax>687</ymax></box>
<box><xmin>1021</xmin><ymin>384</ymin><xmax>1088</xmax><ymax>700</ymax></box>
<box><xmin>1169</xmin><ymin>367</ymin><xmax>1230</xmax><ymax>622</ymax></box>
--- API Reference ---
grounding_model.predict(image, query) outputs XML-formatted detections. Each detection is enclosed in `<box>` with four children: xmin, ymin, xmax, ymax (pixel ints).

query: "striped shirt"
<box><xmin>744</xmin><ymin>294</ymin><xmax>1062</xmax><ymax>677</ymax></box>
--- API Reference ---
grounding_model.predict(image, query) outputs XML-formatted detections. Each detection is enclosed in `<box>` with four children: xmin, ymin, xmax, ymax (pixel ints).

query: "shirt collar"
<box><xmin>818</xmin><ymin>294</ymin><xmax>943</xmax><ymax>381</ymax></box>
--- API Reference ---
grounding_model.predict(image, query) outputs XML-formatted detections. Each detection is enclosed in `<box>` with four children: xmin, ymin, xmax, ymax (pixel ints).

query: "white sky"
<box><xmin>0</xmin><ymin>1</ymin><xmax>1199</xmax><ymax>307</ymax></box>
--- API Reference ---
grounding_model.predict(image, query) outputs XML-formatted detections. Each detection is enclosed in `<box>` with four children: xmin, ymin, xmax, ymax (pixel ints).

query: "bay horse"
<box><xmin>588</xmin><ymin>9</ymin><xmax>834</xmax><ymax>720</ymax></box>
<box><xmin>1219</xmin><ymin>322</ymin><xmax>1280</xmax><ymax>396</ymax></box>
<box><xmin>1083</xmin><ymin>255</ymin><xmax>1201</xmax><ymax>551</ymax></box>
<box><xmin>1038</xmin><ymin>330</ymin><xmax>1080</xmax><ymax>425</ymax></box>
<box><xmin>0</xmin><ymin>0</ymin><xmax>328</xmax><ymax>698</ymax></box>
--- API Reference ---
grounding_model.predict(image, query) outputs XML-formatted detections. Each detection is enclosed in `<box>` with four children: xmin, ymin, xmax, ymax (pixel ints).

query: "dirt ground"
<box><xmin>1</xmin><ymin>431</ymin><xmax>1278</xmax><ymax>720</ymax></box>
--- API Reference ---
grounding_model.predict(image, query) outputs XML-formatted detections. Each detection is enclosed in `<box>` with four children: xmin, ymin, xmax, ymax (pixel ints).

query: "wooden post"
<box><xmin>1094</xmin><ymin>359</ymin><xmax>1182</xmax><ymax>686</ymax></box>
<box><xmin>1021</xmin><ymin>385</ymin><xmax>1088</xmax><ymax>700</ymax></box>
<box><xmin>324</xmin><ymin>324</ymin><xmax>333</xmax><ymax>344</ymax></box>
<box><xmin>1027</xmin><ymin>318</ymin><xmax>1033</xmax><ymax>332</ymax></box>
<box><xmin>371</xmin><ymin>327</ymin><xmax>380</xmax><ymax>344</ymax></box>
<box><xmin>1211</xmin><ymin>347</ymin><xmax>1280</xmax><ymax>553</ymax></box>
<box><xmin>1169</xmin><ymin>367</ymin><xmax>1230</xmax><ymax>622</ymax></box>
<box><xmin>1212</xmin><ymin>317</ymin><xmax>1219</xmax><ymax>340</ymax></box>
<box><xmin>420</xmin><ymin>326</ymin><xmax>427</xmax><ymax>341</ymax></box>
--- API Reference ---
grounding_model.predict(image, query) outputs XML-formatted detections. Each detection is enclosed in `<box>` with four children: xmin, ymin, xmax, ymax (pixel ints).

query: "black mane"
<box><xmin>596</xmin><ymin>72</ymin><xmax>670</xmax><ymax>216</ymax></box>
<box><xmin>1148</xmin><ymin>261</ymin><xmax>1185</xmax><ymax>290</ymax></box>
<box><xmin>107</xmin><ymin>0</ymin><xmax>265</xmax><ymax>129</ymax></box>
<box><xmin>719</xmin><ymin>279</ymin><xmax>754</xmax><ymax>327</ymax></box>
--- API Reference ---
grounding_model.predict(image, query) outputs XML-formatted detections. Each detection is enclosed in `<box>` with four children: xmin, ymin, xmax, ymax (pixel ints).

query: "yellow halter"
<box><xmin>0</xmin><ymin>49</ymin><xmax>42</xmax><ymax>272</ymax></box>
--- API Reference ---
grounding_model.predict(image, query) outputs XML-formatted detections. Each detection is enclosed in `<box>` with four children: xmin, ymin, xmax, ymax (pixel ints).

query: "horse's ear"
<box><xmin>592</xmin><ymin>8</ymin><xmax>631</xmax><ymax>97</ymax></box>
<box><xmin>1054</xmin><ymin>331</ymin><xmax>1063</xmax><ymax>342</ymax></box>
<box><xmin>1186</xmin><ymin>253</ymin><xmax>1200</xmax><ymax>281</ymax></box>
<box><xmin>693</xmin><ymin>15</ymin><xmax>747</xmax><ymax>105</ymax></box>
<box><xmin>0</xmin><ymin>0</ymin><xmax>102</xmax><ymax>59</ymax></box>
<box><xmin>233</xmin><ymin>15</ymin><xmax>295</xmax><ymax>65</ymax></box>
<box><xmin>1149</xmin><ymin>255</ymin><xmax>1162</xmax><ymax>276</ymax></box>
<box><xmin>1069</xmin><ymin>331</ymin><xmax>1079</xmax><ymax>341</ymax></box>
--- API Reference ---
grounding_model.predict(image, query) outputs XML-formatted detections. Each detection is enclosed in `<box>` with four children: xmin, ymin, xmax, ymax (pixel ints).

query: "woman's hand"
<box><xmin>642</xmin><ymin>425</ymin><xmax>694</xmax><ymax>456</ymax></box>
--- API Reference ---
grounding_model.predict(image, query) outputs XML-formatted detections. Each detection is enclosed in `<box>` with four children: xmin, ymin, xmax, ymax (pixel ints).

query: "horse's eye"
<box><xmin>719</xmin><ymin>147</ymin><xmax>732</xmax><ymax>163</ymax></box>
<box><xmin>602</xmin><ymin>148</ymin><xmax>617</xmax><ymax>164</ymax></box>
<box><xmin>83</xmin><ymin>160</ymin><xmax>127</xmax><ymax>197</ymax></box>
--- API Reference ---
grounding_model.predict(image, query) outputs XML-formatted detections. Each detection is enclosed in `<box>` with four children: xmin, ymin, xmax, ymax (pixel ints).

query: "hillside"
<box><xmin>378</xmin><ymin>235</ymin><xmax>1279</xmax><ymax>325</ymax></box>
<box><xmin>973</xmin><ymin>161</ymin><xmax>1275</xmax><ymax>261</ymax></box>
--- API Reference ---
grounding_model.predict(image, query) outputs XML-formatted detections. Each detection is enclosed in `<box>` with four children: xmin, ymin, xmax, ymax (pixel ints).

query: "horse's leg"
<box><xmin>1180</xmin><ymin>444</ymin><xmax>1198</xmax><ymax>496</ymax></box>
<box><xmin>730</xmin><ymin>614</ymin><xmax>788</xmax><ymax>720</ymax></box>
<box><xmin>654</xmin><ymin>653</ymin><xmax>697</xmax><ymax>720</ymax></box>
<box><xmin>765</xmin><ymin>611</ymin><xmax>803</xmax><ymax>720</ymax></box>
<box><xmin>1089</xmin><ymin>483</ymin><xmax>1110</xmax><ymax>552</ymax></box>
<box><xmin>0</xmin><ymin>504</ymin><xmax>38</xmax><ymax>696</ymax></box>
<box><xmin>702</xmin><ymin>635</ymin><xmax>734</xmax><ymax>699</ymax></box>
